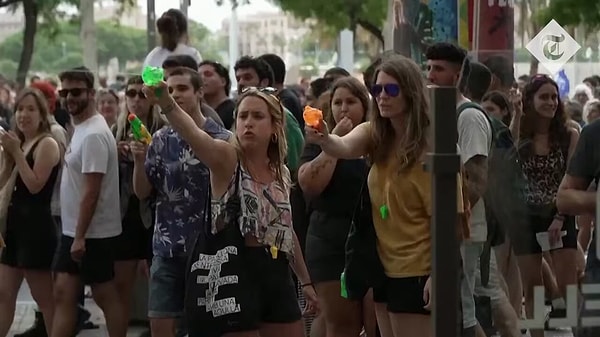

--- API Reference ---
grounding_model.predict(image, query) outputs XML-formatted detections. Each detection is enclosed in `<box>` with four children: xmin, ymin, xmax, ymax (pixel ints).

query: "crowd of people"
<box><xmin>1</xmin><ymin>7</ymin><xmax>600</xmax><ymax>337</ymax></box>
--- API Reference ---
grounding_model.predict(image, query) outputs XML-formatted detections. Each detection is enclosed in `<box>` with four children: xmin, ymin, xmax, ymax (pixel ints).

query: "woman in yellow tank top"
<box><xmin>305</xmin><ymin>55</ymin><xmax>465</xmax><ymax>337</ymax></box>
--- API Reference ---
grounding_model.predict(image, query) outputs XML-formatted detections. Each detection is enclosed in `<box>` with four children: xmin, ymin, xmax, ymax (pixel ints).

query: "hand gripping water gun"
<box><xmin>303</xmin><ymin>106</ymin><xmax>323</xmax><ymax>128</ymax></box>
<box><xmin>128</xmin><ymin>114</ymin><xmax>152</xmax><ymax>145</ymax></box>
<box><xmin>141</xmin><ymin>66</ymin><xmax>164</xmax><ymax>96</ymax></box>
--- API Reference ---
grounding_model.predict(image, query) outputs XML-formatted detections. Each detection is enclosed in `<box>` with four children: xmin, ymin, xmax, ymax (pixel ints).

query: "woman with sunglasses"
<box><xmin>514</xmin><ymin>74</ymin><xmax>580</xmax><ymax>337</ymax></box>
<box><xmin>305</xmin><ymin>55</ymin><xmax>466</xmax><ymax>337</ymax></box>
<box><xmin>141</xmin><ymin>82</ymin><xmax>319</xmax><ymax>337</ymax></box>
<box><xmin>110</xmin><ymin>76</ymin><xmax>167</xmax><ymax>329</ymax></box>
<box><xmin>298</xmin><ymin>77</ymin><xmax>377</xmax><ymax>337</ymax></box>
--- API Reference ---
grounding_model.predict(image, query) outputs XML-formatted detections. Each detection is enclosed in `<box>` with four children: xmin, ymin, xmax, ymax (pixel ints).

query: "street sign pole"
<box><xmin>426</xmin><ymin>86</ymin><xmax>461</xmax><ymax>337</ymax></box>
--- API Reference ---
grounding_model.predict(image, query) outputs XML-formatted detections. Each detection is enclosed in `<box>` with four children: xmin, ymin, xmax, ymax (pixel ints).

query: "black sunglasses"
<box><xmin>58</xmin><ymin>88</ymin><xmax>88</xmax><ymax>98</ymax></box>
<box><xmin>126</xmin><ymin>89</ymin><xmax>146</xmax><ymax>99</ymax></box>
<box><xmin>371</xmin><ymin>83</ymin><xmax>401</xmax><ymax>97</ymax></box>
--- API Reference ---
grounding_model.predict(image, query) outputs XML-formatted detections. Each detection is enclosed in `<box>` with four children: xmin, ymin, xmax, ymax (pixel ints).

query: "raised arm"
<box><xmin>143</xmin><ymin>82</ymin><xmax>237</xmax><ymax>186</ymax></box>
<box><xmin>305</xmin><ymin>121</ymin><xmax>371</xmax><ymax>160</ymax></box>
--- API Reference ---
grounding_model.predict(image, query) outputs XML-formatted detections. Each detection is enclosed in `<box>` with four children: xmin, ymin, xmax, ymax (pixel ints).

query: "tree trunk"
<box><xmin>15</xmin><ymin>0</ymin><xmax>38</xmax><ymax>89</ymax></box>
<box><xmin>80</xmin><ymin>0</ymin><xmax>98</xmax><ymax>86</ymax></box>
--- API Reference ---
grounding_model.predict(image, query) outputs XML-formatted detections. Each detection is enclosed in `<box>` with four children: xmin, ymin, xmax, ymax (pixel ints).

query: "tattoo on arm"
<box><xmin>308</xmin><ymin>154</ymin><xmax>336</xmax><ymax>179</ymax></box>
<box><xmin>464</xmin><ymin>155</ymin><xmax>488</xmax><ymax>207</ymax></box>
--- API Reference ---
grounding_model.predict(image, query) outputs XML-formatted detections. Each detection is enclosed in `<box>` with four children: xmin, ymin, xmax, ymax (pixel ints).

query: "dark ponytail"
<box><xmin>156</xmin><ymin>9</ymin><xmax>188</xmax><ymax>51</ymax></box>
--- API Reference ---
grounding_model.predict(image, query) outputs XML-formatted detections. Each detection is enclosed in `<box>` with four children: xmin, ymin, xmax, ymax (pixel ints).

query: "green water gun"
<box><xmin>128</xmin><ymin>113</ymin><xmax>152</xmax><ymax>145</ymax></box>
<box><xmin>141</xmin><ymin>66</ymin><xmax>164</xmax><ymax>96</ymax></box>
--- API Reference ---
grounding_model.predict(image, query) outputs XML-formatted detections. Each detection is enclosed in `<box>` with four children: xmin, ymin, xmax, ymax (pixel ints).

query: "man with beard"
<box><xmin>51</xmin><ymin>66</ymin><xmax>126</xmax><ymax>337</ymax></box>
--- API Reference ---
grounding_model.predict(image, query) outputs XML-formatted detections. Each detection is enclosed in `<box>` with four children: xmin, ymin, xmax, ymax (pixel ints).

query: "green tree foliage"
<box><xmin>0</xmin><ymin>21</ymin><xmax>146</xmax><ymax>74</ymax></box>
<box><xmin>270</xmin><ymin>0</ymin><xmax>387</xmax><ymax>43</ymax></box>
<box><xmin>187</xmin><ymin>20</ymin><xmax>226</xmax><ymax>62</ymax></box>
<box><xmin>0</xmin><ymin>19</ymin><xmax>223</xmax><ymax>77</ymax></box>
<box><xmin>536</xmin><ymin>0</ymin><xmax>600</xmax><ymax>33</ymax></box>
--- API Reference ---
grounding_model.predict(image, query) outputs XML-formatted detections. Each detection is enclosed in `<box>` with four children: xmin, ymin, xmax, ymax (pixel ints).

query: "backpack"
<box><xmin>457</xmin><ymin>102</ymin><xmax>529</xmax><ymax>284</ymax></box>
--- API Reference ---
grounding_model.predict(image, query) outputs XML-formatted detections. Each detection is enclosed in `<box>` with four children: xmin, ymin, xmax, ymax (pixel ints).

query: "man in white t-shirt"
<box><xmin>51</xmin><ymin>66</ymin><xmax>126</xmax><ymax>337</ymax></box>
<box><xmin>427</xmin><ymin>43</ymin><xmax>493</xmax><ymax>337</ymax></box>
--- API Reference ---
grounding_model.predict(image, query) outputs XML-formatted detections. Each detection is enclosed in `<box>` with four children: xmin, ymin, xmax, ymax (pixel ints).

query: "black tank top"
<box><xmin>9</xmin><ymin>137</ymin><xmax>59</xmax><ymax>212</ymax></box>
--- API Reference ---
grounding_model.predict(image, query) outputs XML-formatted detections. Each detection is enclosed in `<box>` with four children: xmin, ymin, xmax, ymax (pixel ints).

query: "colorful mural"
<box><xmin>395</xmin><ymin>0</ymin><xmax>458</xmax><ymax>69</ymax></box>
<box><xmin>474</xmin><ymin>0</ymin><xmax>515</xmax><ymax>64</ymax></box>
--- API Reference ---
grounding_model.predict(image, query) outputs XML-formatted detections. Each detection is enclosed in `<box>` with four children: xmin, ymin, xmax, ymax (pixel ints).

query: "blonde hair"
<box><xmin>369</xmin><ymin>55</ymin><xmax>430</xmax><ymax>169</ymax></box>
<box><xmin>114</xmin><ymin>80</ymin><xmax>167</xmax><ymax>141</ymax></box>
<box><xmin>232</xmin><ymin>89</ymin><xmax>289</xmax><ymax>189</ymax></box>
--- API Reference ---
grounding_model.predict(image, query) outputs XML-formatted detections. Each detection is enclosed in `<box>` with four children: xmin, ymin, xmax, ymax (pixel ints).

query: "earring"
<box><xmin>271</xmin><ymin>134</ymin><xmax>278</xmax><ymax>143</ymax></box>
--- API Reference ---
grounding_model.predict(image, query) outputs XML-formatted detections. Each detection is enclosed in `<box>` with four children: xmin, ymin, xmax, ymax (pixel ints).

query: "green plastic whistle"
<box><xmin>379</xmin><ymin>205</ymin><xmax>389</xmax><ymax>219</ymax></box>
<box><xmin>141</xmin><ymin>66</ymin><xmax>164</xmax><ymax>96</ymax></box>
<box><xmin>340</xmin><ymin>271</ymin><xmax>348</xmax><ymax>299</ymax></box>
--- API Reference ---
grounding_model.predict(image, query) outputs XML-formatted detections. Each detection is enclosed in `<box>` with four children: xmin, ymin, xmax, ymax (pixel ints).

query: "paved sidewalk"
<box><xmin>9</xmin><ymin>301</ymin><xmax>147</xmax><ymax>337</ymax></box>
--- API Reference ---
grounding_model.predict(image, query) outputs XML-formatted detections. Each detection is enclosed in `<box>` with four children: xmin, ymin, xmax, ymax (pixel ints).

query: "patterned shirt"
<box><xmin>145</xmin><ymin>118</ymin><xmax>231</xmax><ymax>258</ymax></box>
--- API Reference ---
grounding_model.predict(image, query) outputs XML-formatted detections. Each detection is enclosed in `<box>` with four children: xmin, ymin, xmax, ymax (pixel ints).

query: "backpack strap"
<box><xmin>457</xmin><ymin>102</ymin><xmax>495</xmax><ymax>148</ymax></box>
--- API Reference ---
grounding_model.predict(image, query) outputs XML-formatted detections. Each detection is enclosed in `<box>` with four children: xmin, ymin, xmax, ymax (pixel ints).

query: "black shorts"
<box><xmin>113</xmin><ymin>220</ymin><xmax>152</xmax><ymax>261</ymax></box>
<box><xmin>373</xmin><ymin>275</ymin><xmax>430</xmax><ymax>315</ymax></box>
<box><xmin>305</xmin><ymin>212</ymin><xmax>352</xmax><ymax>283</ymax></box>
<box><xmin>52</xmin><ymin>235</ymin><xmax>116</xmax><ymax>284</ymax></box>
<box><xmin>512</xmin><ymin>204</ymin><xmax>578</xmax><ymax>256</ymax></box>
<box><xmin>1</xmin><ymin>214</ymin><xmax>57</xmax><ymax>270</ymax></box>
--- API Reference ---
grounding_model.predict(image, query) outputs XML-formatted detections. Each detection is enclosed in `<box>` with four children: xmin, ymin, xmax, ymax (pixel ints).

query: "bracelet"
<box><xmin>301</xmin><ymin>282</ymin><xmax>313</xmax><ymax>288</ymax></box>
<box><xmin>554</xmin><ymin>214</ymin><xmax>565</xmax><ymax>221</ymax></box>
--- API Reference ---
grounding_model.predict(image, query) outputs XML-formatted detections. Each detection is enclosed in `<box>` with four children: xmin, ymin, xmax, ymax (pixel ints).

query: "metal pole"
<box><xmin>180</xmin><ymin>0</ymin><xmax>189</xmax><ymax>18</ymax></box>
<box><xmin>147</xmin><ymin>0</ymin><xmax>156</xmax><ymax>53</ymax></box>
<box><xmin>425</xmin><ymin>86</ymin><xmax>460</xmax><ymax>337</ymax></box>
<box><xmin>228</xmin><ymin>4</ymin><xmax>239</xmax><ymax>89</ymax></box>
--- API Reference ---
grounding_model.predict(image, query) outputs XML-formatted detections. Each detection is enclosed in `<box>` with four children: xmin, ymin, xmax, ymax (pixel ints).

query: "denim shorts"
<box><xmin>148</xmin><ymin>255</ymin><xmax>187</xmax><ymax>318</ymax></box>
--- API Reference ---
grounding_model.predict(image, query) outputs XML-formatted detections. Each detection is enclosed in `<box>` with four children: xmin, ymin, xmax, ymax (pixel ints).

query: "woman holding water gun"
<box><xmin>304</xmin><ymin>55</ymin><xmax>468</xmax><ymax>337</ymax></box>
<box><xmin>110</xmin><ymin>76</ymin><xmax>166</xmax><ymax>327</ymax></box>
<box><xmin>141</xmin><ymin>75</ymin><xmax>319</xmax><ymax>337</ymax></box>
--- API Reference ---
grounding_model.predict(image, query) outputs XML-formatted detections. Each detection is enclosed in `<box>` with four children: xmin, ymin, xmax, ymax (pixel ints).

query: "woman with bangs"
<box><xmin>111</xmin><ymin>75</ymin><xmax>167</xmax><ymax>327</ymax></box>
<box><xmin>0</xmin><ymin>88</ymin><xmax>61</xmax><ymax>337</ymax></box>
<box><xmin>298</xmin><ymin>77</ymin><xmax>376</xmax><ymax>337</ymax></box>
<box><xmin>142</xmin><ymin>81</ymin><xmax>319</xmax><ymax>337</ymax></box>
<box><xmin>514</xmin><ymin>74</ymin><xmax>580</xmax><ymax>337</ymax></box>
<box><xmin>305</xmin><ymin>55</ymin><xmax>465</xmax><ymax>337</ymax></box>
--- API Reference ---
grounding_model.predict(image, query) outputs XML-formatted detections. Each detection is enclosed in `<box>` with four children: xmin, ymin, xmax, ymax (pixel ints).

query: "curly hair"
<box><xmin>519</xmin><ymin>74</ymin><xmax>570</xmax><ymax>159</ymax></box>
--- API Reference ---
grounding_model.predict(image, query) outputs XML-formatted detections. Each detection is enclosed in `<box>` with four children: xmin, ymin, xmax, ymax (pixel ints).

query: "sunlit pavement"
<box><xmin>11</xmin><ymin>283</ymin><xmax>575</xmax><ymax>337</ymax></box>
<box><xmin>10</xmin><ymin>282</ymin><xmax>147</xmax><ymax>337</ymax></box>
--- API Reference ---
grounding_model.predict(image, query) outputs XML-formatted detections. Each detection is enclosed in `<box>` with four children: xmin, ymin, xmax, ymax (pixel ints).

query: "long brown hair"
<box><xmin>369</xmin><ymin>55</ymin><xmax>430</xmax><ymax>169</ymax></box>
<box><xmin>519</xmin><ymin>74</ymin><xmax>569</xmax><ymax>159</ymax></box>
<box><xmin>12</xmin><ymin>88</ymin><xmax>52</xmax><ymax>142</ymax></box>
<box><xmin>232</xmin><ymin>89</ymin><xmax>289</xmax><ymax>189</ymax></box>
<box><xmin>113</xmin><ymin>76</ymin><xmax>167</xmax><ymax>141</ymax></box>
<box><xmin>326</xmin><ymin>77</ymin><xmax>370</xmax><ymax>129</ymax></box>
